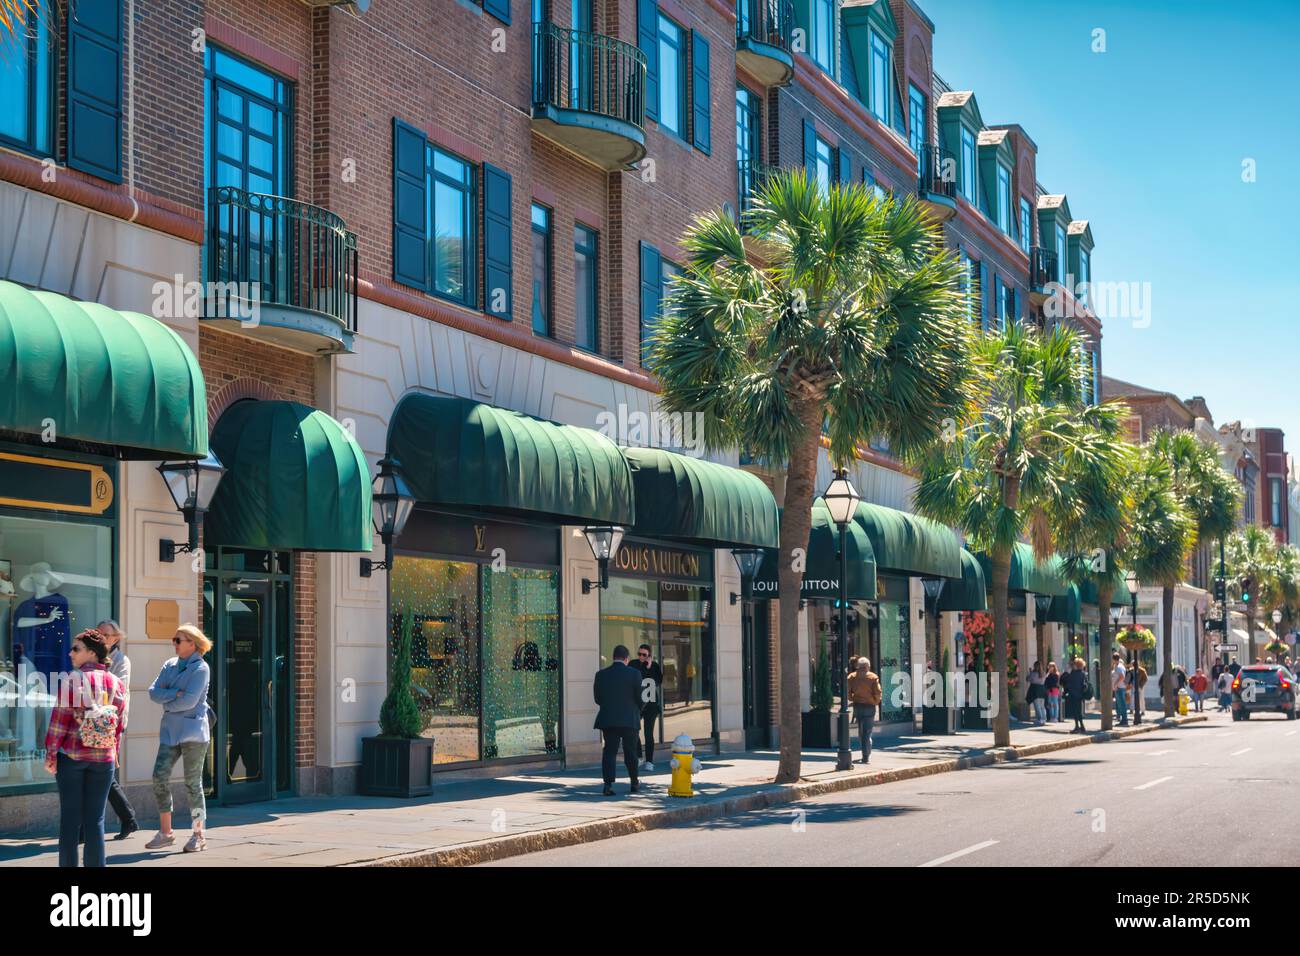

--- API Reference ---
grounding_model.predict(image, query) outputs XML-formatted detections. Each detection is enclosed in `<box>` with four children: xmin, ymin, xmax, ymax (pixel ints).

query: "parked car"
<box><xmin>1231</xmin><ymin>665</ymin><xmax>1297</xmax><ymax>720</ymax></box>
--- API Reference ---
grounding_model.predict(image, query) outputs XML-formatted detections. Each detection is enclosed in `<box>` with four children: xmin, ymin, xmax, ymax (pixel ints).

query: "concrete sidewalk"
<box><xmin>0</xmin><ymin>711</ymin><xmax>1208</xmax><ymax>867</ymax></box>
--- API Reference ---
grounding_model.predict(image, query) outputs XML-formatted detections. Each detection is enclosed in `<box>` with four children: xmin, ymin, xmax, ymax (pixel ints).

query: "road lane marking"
<box><xmin>1216</xmin><ymin>732</ymin><xmax>1235</xmax><ymax>737</ymax></box>
<box><xmin>1146</xmin><ymin>749</ymin><xmax>1176</xmax><ymax>756</ymax></box>
<box><xmin>1230</xmin><ymin>748</ymin><xmax>1253</xmax><ymax>757</ymax></box>
<box><xmin>1287</xmin><ymin>731</ymin><xmax>1298</xmax><ymax>737</ymax></box>
<box><xmin>919</xmin><ymin>840</ymin><xmax>998</xmax><ymax>868</ymax></box>
<box><xmin>1134</xmin><ymin>776</ymin><xmax>1173</xmax><ymax>791</ymax></box>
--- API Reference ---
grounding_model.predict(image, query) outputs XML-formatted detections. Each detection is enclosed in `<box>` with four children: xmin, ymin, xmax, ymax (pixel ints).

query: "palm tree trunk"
<box><xmin>1097</xmin><ymin>581</ymin><xmax>1114</xmax><ymax>731</ymax></box>
<box><xmin>774</xmin><ymin>403</ymin><xmax>826</xmax><ymax>784</ymax></box>
<box><xmin>1162</xmin><ymin>584</ymin><xmax>1176</xmax><ymax>716</ymax></box>
<box><xmin>990</xmin><ymin>545</ymin><xmax>1013</xmax><ymax>747</ymax></box>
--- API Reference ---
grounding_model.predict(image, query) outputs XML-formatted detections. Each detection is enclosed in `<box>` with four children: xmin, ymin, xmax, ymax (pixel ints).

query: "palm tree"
<box><xmin>1273</xmin><ymin>544</ymin><xmax>1300</xmax><ymax>664</ymax></box>
<box><xmin>1227</xmin><ymin>526</ymin><xmax>1280</xmax><ymax>664</ymax></box>
<box><xmin>1147</xmin><ymin>430</ymin><xmax>1242</xmax><ymax>714</ymax></box>
<box><xmin>912</xmin><ymin>321</ymin><xmax>1119</xmax><ymax>747</ymax></box>
<box><xmin>0</xmin><ymin>0</ymin><xmax>40</xmax><ymax>42</ymax></box>
<box><xmin>1054</xmin><ymin>407</ymin><xmax>1137</xmax><ymax>732</ymax></box>
<box><xmin>1120</xmin><ymin>446</ymin><xmax>1195</xmax><ymax>712</ymax></box>
<box><xmin>650</xmin><ymin>168</ymin><xmax>975</xmax><ymax>783</ymax></box>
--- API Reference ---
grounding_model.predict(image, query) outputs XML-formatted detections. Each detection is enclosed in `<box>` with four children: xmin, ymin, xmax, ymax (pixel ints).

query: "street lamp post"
<box><xmin>1272</xmin><ymin>609</ymin><xmax>1284</xmax><ymax>662</ymax></box>
<box><xmin>1125</xmin><ymin>570</ymin><xmax>1142</xmax><ymax>725</ymax></box>
<box><xmin>822</xmin><ymin>468</ymin><xmax>862</xmax><ymax>772</ymax></box>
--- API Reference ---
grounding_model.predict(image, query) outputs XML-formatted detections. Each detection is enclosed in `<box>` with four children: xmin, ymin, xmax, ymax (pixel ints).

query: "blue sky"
<box><xmin>920</xmin><ymin>0</ymin><xmax>1300</xmax><ymax>442</ymax></box>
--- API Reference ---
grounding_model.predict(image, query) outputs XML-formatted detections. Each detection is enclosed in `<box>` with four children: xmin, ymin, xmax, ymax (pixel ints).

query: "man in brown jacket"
<box><xmin>846</xmin><ymin>658</ymin><xmax>883</xmax><ymax>764</ymax></box>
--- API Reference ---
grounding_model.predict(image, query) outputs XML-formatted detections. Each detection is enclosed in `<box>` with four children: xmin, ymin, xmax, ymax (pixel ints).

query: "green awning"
<box><xmin>622</xmin><ymin>447</ymin><xmax>778</xmax><ymax>548</ymax></box>
<box><xmin>852</xmin><ymin>502</ymin><xmax>962</xmax><ymax>579</ymax></box>
<box><xmin>206</xmin><ymin>400</ymin><xmax>372</xmax><ymax>551</ymax></box>
<box><xmin>938</xmin><ymin>548</ymin><xmax>987</xmax><ymax>612</ymax></box>
<box><xmin>1045</xmin><ymin>584</ymin><xmax>1082</xmax><ymax>624</ymax></box>
<box><xmin>754</xmin><ymin>500</ymin><xmax>877</xmax><ymax>601</ymax></box>
<box><xmin>0</xmin><ymin>280</ymin><xmax>206</xmax><ymax>457</ymax></box>
<box><xmin>1079</xmin><ymin>569</ymin><xmax>1129</xmax><ymax>608</ymax></box>
<box><xmin>388</xmin><ymin>393</ymin><xmax>634</xmax><ymax>525</ymax></box>
<box><xmin>977</xmin><ymin>543</ymin><xmax>1069</xmax><ymax>596</ymax></box>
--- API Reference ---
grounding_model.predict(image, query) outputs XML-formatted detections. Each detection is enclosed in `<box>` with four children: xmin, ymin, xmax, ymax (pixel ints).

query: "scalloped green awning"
<box><xmin>1079</xmin><ymin>569</ymin><xmax>1130</xmax><ymax>608</ymax></box>
<box><xmin>388</xmin><ymin>394</ymin><xmax>635</xmax><ymax>525</ymax></box>
<box><xmin>1045</xmin><ymin>584</ymin><xmax>1082</xmax><ymax>624</ymax></box>
<box><xmin>754</xmin><ymin>500</ymin><xmax>877</xmax><ymax>601</ymax></box>
<box><xmin>0</xmin><ymin>280</ymin><xmax>206</xmax><ymax>457</ymax></box>
<box><xmin>205</xmin><ymin>400</ymin><xmax>372</xmax><ymax>552</ymax></box>
<box><xmin>852</xmin><ymin>502</ymin><xmax>962</xmax><ymax>579</ymax></box>
<box><xmin>938</xmin><ymin>548</ymin><xmax>987</xmax><ymax>612</ymax></box>
<box><xmin>622</xmin><ymin>447</ymin><xmax>778</xmax><ymax>548</ymax></box>
<box><xmin>977</xmin><ymin>543</ymin><xmax>1070</xmax><ymax>596</ymax></box>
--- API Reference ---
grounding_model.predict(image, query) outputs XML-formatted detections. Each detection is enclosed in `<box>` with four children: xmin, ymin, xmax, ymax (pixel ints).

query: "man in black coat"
<box><xmin>594</xmin><ymin>644</ymin><xmax>643</xmax><ymax>796</ymax></box>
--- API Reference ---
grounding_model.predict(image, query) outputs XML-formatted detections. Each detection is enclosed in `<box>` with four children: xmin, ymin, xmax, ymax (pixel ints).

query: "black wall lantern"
<box><xmin>360</xmin><ymin>457</ymin><xmax>415</xmax><ymax>578</ymax></box>
<box><xmin>729</xmin><ymin>547</ymin><xmax>764</xmax><ymax>605</ymax></box>
<box><xmin>157</xmin><ymin>452</ymin><xmax>226</xmax><ymax>562</ymax></box>
<box><xmin>581</xmin><ymin>525</ymin><xmax>626</xmax><ymax>593</ymax></box>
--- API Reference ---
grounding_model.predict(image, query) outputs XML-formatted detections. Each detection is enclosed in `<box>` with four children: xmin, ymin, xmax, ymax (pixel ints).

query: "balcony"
<box><xmin>531</xmin><ymin>22</ymin><xmax>646</xmax><ymax>171</ymax></box>
<box><xmin>916</xmin><ymin>145</ymin><xmax>957</xmax><ymax>221</ymax></box>
<box><xmin>736</xmin><ymin>0</ymin><xmax>795</xmax><ymax>88</ymax></box>
<box><xmin>205</xmin><ymin>186</ymin><xmax>358</xmax><ymax>354</ymax></box>
<box><xmin>1029</xmin><ymin>246</ymin><xmax>1060</xmax><ymax>303</ymax></box>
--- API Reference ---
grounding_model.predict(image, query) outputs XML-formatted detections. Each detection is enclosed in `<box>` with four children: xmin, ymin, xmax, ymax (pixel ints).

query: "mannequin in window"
<box><xmin>14</xmin><ymin>563</ymin><xmax>69</xmax><ymax>686</ymax></box>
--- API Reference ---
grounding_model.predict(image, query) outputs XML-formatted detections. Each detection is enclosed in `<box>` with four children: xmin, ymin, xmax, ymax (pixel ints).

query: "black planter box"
<box><xmin>801</xmin><ymin>710</ymin><xmax>834</xmax><ymax>748</ymax></box>
<box><xmin>921</xmin><ymin>704</ymin><xmax>950</xmax><ymax>735</ymax></box>
<box><xmin>960</xmin><ymin>706</ymin><xmax>989</xmax><ymax>731</ymax></box>
<box><xmin>359</xmin><ymin>736</ymin><xmax>435</xmax><ymax>797</ymax></box>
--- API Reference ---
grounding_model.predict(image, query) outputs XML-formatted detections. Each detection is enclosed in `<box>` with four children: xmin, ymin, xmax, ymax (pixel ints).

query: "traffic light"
<box><xmin>1214</xmin><ymin>577</ymin><xmax>1226</xmax><ymax>603</ymax></box>
<box><xmin>1240</xmin><ymin>575</ymin><xmax>1254</xmax><ymax>604</ymax></box>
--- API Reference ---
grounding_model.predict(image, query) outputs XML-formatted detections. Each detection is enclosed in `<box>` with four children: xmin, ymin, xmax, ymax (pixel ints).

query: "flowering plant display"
<box><xmin>1116</xmin><ymin>624</ymin><xmax>1155</xmax><ymax>651</ymax></box>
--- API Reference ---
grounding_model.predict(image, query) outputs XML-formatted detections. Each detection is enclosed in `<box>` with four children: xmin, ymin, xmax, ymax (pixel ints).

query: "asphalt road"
<box><xmin>488</xmin><ymin>708</ymin><xmax>1297</xmax><ymax>867</ymax></box>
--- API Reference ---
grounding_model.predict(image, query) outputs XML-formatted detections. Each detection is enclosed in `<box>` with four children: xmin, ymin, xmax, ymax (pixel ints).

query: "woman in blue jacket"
<box><xmin>146</xmin><ymin>624</ymin><xmax>212</xmax><ymax>853</ymax></box>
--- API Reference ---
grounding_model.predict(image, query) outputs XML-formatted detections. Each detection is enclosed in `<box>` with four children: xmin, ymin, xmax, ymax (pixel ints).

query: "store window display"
<box><xmin>0</xmin><ymin>513</ymin><xmax>113</xmax><ymax>791</ymax></box>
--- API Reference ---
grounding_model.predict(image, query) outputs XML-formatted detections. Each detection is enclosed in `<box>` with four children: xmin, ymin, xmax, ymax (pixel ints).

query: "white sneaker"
<box><xmin>145</xmin><ymin>832</ymin><xmax>175</xmax><ymax>850</ymax></box>
<box><xmin>183</xmin><ymin>831</ymin><xmax>207</xmax><ymax>853</ymax></box>
<box><xmin>644</xmin><ymin>761</ymin><xmax>655</xmax><ymax>772</ymax></box>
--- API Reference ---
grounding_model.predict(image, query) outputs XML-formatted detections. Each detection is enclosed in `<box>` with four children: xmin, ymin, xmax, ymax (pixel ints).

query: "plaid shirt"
<box><xmin>43</xmin><ymin>663</ymin><xmax>126</xmax><ymax>763</ymax></box>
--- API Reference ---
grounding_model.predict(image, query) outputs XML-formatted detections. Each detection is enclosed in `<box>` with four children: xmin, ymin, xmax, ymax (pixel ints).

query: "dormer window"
<box><xmin>1019</xmin><ymin>198</ymin><xmax>1032</xmax><ymax>254</ymax></box>
<box><xmin>960</xmin><ymin>126</ymin><xmax>977</xmax><ymax>204</ymax></box>
<box><xmin>869</xmin><ymin>28</ymin><xmax>890</xmax><ymax>123</ymax></box>
<box><xmin>810</xmin><ymin>0</ymin><xmax>834</xmax><ymax>73</ymax></box>
<box><xmin>1078</xmin><ymin>249</ymin><xmax>1090</xmax><ymax>305</ymax></box>
<box><xmin>996</xmin><ymin>165</ymin><xmax>1011</xmax><ymax>234</ymax></box>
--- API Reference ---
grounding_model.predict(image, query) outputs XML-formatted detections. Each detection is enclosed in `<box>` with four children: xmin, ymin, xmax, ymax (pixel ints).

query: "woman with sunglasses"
<box><xmin>146</xmin><ymin>624</ymin><xmax>212</xmax><ymax>853</ymax></box>
<box><xmin>43</xmin><ymin>628</ymin><xmax>127</xmax><ymax>867</ymax></box>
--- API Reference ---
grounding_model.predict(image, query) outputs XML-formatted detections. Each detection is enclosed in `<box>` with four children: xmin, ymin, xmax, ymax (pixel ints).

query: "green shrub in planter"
<box><xmin>380</xmin><ymin>608</ymin><xmax>422</xmax><ymax>738</ymax></box>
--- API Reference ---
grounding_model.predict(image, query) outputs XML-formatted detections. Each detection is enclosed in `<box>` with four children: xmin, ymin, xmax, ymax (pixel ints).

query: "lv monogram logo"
<box><xmin>474</xmin><ymin>525</ymin><xmax>487</xmax><ymax>552</ymax></box>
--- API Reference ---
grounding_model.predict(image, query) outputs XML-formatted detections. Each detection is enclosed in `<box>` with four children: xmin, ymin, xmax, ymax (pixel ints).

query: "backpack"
<box><xmin>77</xmin><ymin>683</ymin><xmax>119</xmax><ymax>750</ymax></box>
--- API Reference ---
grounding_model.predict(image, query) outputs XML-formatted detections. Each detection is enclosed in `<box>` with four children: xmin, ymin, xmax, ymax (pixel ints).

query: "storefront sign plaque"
<box><xmin>146</xmin><ymin>599</ymin><xmax>181</xmax><ymax>641</ymax></box>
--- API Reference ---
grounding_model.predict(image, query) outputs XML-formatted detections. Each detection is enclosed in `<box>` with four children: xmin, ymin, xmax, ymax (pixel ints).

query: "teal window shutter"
<box><xmin>639</xmin><ymin>241</ymin><xmax>662</xmax><ymax>362</ymax></box>
<box><xmin>691</xmin><ymin>32</ymin><xmax>711</xmax><ymax>154</ymax></box>
<box><xmin>483</xmin><ymin>164</ymin><xmax>513</xmax><ymax>320</ymax></box>
<box><xmin>993</xmin><ymin>275</ymin><xmax>1003</xmax><ymax>331</ymax></box>
<box><xmin>1013</xmin><ymin>287</ymin><xmax>1022</xmax><ymax>325</ymax></box>
<box><xmin>392</xmin><ymin>119</ymin><xmax>430</xmax><ymax>291</ymax></box>
<box><xmin>803</xmin><ymin>119</ymin><xmax>816</xmax><ymax>170</ymax></box>
<box><xmin>979</xmin><ymin>261</ymin><xmax>989</xmax><ymax>332</ymax></box>
<box><xmin>67</xmin><ymin>0</ymin><xmax>123</xmax><ymax>182</ymax></box>
<box><xmin>638</xmin><ymin>0</ymin><xmax>659</xmax><ymax>122</ymax></box>
<box><xmin>483</xmin><ymin>0</ymin><xmax>510</xmax><ymax>24</ymax></box>
<box><xmin>838</xmin><ymin>146</ymin><xmax>851</xmax><ymax>183</ymax></box>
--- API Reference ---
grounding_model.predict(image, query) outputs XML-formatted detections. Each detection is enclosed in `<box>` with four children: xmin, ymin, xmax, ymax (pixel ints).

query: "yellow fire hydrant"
<box><xmin>668</xmin><ymin>733</ymin><xmax>701</xmax><ymax>798</ymax></box>
<box><xmin>1178</xmin><ymin>687</ymin><xmax>1190</xmax><ymax>716</ymax></box>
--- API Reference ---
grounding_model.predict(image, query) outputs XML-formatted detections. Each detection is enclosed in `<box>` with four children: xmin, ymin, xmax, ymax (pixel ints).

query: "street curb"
<box><xmin>354</xmin><ymin>714</ymin><xmax>1206</xmax><ymax>868</ymax></box>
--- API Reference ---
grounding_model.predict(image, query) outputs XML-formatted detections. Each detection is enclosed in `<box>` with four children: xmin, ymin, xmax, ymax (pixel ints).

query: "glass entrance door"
<box><xmin>220</xmin><ymin>578</ymin><xmax>274</xmax><ymax>803</ymax></box>
<box><xmin>742</xmin><ymin>602</ymin><xmax>770</xmax><ymax>748</ymax></box>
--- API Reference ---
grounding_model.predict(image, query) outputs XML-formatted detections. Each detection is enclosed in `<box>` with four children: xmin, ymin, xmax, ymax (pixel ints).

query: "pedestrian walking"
<box><xmin>146</xmin><ymin>624</ymin><xmax>212</xmax><ymax>853</ymax></box>
<box><xmin>1216</xmin><ymin>670</ymin><xmax>1232</xmax><ymax>711</ymax></box>
<box><xmin>632</xmin><ymin>641</ymin><xmax>663</xmax><ymax>771</ymax></box>
<box><xmin>593</xmin><ymin>644</ymin><xmax>643</xmax><ymax>796</ymax></box>
<box><xmin>44</xmin><ymin>628</ymin><xmax>127</xmax><ymax>868</ymax></box>
<box><xmin>97</xmin><ymin>619</ymin><xmax>139</xmax><ymax>840</ymax></box>
<box><xmin>1111</xmin><ymin>653</ymin><xmax>1129</xmax><ymax>726</ymax></box>
<box><xmin>1189</xmin><ymin>667</ymin><xmax>1209</xmax><ymax>712</ymax></box>
<box><xmin>1063</xmin><ymin>657</ymin><xmax>1088</xmax><ymax>733</ymax></box>
<box><xmin>1027</xmin><ymin>661</ymin><xmax>1046</xmax><ymax>725</ymax></box>
<box><xmin>846</xmin><ymin>658</ymin><xmax>882</xmax><ymax>764</ymax></box>
<box><xmin>1044</xmin><ymin>661</ymin><xmax>1062</xmax><ymax>722</ymax></box>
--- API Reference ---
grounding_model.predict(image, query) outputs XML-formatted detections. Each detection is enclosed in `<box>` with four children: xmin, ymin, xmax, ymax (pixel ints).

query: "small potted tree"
<box><xmin>360</xmin><ymin>608</ymin><xmax>435</xmax><ymax>797</ymax></box>
<box><xmin>802</xmin><ymin>642</ymin><xmax>836</xmax><ymax>748</ymax></box>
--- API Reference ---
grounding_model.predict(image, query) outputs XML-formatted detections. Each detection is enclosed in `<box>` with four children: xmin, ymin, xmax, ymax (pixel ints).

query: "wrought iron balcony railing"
<box><xmin>917</xmin><ymin>145</ymin><xmax>957</xmax><ymax>201</ymax></box>
<box><xmin>1030</xmin><ymin>246</ymin><xmax>1060</xmax><ymax>289</ymax></box>
<box><xmin>737</xmin><ymin>159</ymin><xmax>778</xmax><ymax>216</ymax></box>
<box><xmin>532</xmin><ymin>21</ymin><xmax>646</xmax><ymax>131</ymax></box>
<box><xmin>207</xmin><ymin>186</ymin><xmax>358</xmax><ymax>338</ymax></box>
<box><xmin>736</xmin><ymin>0</ymin><xmax>794</xmax><ymax>53</ymax></box>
